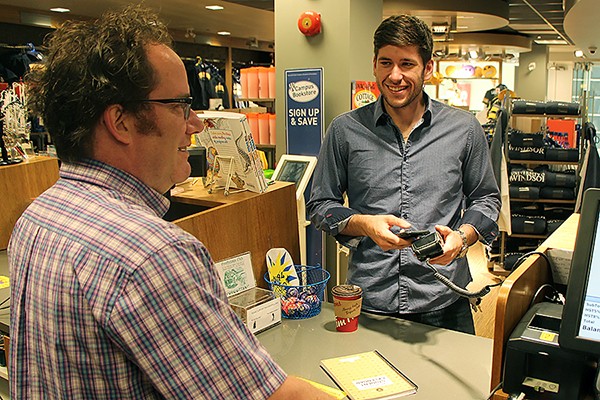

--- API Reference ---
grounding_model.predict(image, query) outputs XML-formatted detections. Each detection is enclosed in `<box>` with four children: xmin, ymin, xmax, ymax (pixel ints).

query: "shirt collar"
<box><xmin>374</xmin><ymin>90</ymin><xmax>433</xmax><ymax>128</ymax></box>
<box><xmin>59</xmin><ymin>159</ymin><xmax>170</xmax><ymax>217</ymax></box>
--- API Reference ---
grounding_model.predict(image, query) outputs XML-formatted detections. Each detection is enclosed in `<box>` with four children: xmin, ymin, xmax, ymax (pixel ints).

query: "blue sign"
<box><xmin>284</xmin><ymin>68</ymin><xmax>324</xmax><ymax>267</ymax></box>
<box><xmin>284</xmin><ymin>68</ymin><xmax>324</xmax><ymax>156</ymax></box>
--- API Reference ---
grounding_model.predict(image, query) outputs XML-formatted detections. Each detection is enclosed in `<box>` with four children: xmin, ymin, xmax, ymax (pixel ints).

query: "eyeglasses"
<box><xmin>133</xmin><ymin>97</ymin><xmax>193</xmax><ymax>120</ymax></box>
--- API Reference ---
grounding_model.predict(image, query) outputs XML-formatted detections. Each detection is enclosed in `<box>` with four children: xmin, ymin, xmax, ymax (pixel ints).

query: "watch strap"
<box><xmin>456</xmin><ymin>229</ymin><xmax>469</xmax><ymax>258</ymax></box>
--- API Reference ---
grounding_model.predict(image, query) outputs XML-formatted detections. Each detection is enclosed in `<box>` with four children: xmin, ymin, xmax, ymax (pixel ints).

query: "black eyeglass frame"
<box><xmin>131</xmin><ymin>97</ymin><xmax>193</xmax><ymax>120</ymax></box>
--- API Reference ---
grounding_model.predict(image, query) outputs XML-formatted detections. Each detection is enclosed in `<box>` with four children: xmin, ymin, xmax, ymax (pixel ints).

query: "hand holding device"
<box><xmin>396</xmin><ymin>229</ymin><xmax>429</xmax><ymax>240</ymax></box>
<box><xmin>411</xmin><ymin>231</ymin><xmax>444</xmax><ymax>261</ymax></box>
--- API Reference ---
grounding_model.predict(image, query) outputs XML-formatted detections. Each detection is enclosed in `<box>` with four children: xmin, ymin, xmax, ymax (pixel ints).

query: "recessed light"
<box><xmin>574</xmin><ymin>50</ymin><xmax>584</xmax><ymax>58</ymax></box>
<box><xmin>205</xmin><ymin>5</ymin><xmax>224</xmax><ymax>11</ymax></box>
<box><xmin>50</xmin><ymin>7</ymin><xmax>70</xmax><ymax>13</ymax></box>
<box><xmin>534</xmin><ymin>39</ymin><xmax>568</xmax><ymax>45</ymax></box>
<box><xmin>217</xmin><ymin>31</ymin><xmax>231</xmax><ymax>36</ymax></box>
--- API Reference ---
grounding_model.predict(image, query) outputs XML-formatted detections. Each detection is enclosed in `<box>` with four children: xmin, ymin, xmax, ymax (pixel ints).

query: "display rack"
<box><xmin>495</xmin><ymin>100</ymin><xmax>582</xmax><ymax>270</ymax></box>
<box><xmin>238</xmin><ymin>98</ymin><xmax>276</xmax><ymax>169</ymax></box>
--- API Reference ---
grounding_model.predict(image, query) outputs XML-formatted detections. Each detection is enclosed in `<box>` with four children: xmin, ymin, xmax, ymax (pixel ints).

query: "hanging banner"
<box><xmin>285</xmin><ymin>67</ymin><xmax>324</xmax><ymax>156</ymax></box>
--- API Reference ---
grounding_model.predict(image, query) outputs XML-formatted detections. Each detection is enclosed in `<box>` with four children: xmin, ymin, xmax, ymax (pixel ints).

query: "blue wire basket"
<box><xmin>264</xmin><ymin>265</ymin><xmax>330</xmax><ymax>319</ymax></box>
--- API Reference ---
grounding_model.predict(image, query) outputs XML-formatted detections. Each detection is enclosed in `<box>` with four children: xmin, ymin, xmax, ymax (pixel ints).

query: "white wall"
<box><xmin>547</xmin><ymin>62</ymin><xmax>574</xmax><ymax>101</ymax></box>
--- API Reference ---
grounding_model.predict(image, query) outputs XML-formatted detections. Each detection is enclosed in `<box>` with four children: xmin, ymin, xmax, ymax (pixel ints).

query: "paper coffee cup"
<box><xmin>332</xmin><ymin>284</ymin><xmax>363</xmax><ymax>332</ymax></box>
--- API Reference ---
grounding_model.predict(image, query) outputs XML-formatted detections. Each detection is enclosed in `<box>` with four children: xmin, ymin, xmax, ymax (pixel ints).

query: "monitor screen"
<box><xmin>560</xmin><ymin>188</ymin><xmax>600</xmax><ymax>355</ymax></box>
<box><xmin>271</xmin><ymin>155</ymin><xmax>317</xmax><ymax>201</ymax></box>
<box><xmin>277</xmin><ymin>160</ymin><xmax>310</xmax><ymax>185</ymax></box>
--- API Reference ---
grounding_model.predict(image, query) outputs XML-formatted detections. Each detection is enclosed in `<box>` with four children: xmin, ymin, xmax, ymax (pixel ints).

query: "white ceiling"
<box><xmin>0</xmin><ymin>0</ymin><xmax>275</xmax><ymax>43</ymax></box>
<box><xmin>1</xmin><ymin>0</ymin><xmax>600</xmax><ymax>61</ymax></box>
<box><xmin>564</xmin><ymin>0</ymin><xmax>600</xmax><ymax>59</ymax></box>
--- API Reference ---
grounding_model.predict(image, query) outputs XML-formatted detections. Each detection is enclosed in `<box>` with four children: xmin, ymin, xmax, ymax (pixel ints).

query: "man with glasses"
<box><xmin>8</xmin><ymin>5</ymin><xmax>333</xmax><ymax>399</ymax></box>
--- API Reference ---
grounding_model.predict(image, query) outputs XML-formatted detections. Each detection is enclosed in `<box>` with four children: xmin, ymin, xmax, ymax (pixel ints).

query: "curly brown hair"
<box><xmin>373</xmin><ymin>15</ymin><xmax>433</xmax><ymax>65</ymax></box>
<box><xmin>27</xmin><ymin>5</ymin><xmax>173</xmax><ymax>162</ymax></box>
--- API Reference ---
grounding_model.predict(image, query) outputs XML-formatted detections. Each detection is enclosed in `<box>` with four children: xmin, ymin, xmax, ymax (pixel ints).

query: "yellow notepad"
<box><xmin>298</xmin><ymin>377</ymin><xmax>347</xmax><ymax>399</ymax></box>
<box><xmin>320</xmin><ymin>350</ymin><xmax>417</xmax><ymax>400</ymax></box>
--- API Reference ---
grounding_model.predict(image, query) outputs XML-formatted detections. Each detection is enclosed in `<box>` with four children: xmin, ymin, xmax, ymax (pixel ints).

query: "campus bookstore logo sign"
<box><xmin>284</xmin><ymin>68</ymin><xmax>323</xmax><ymax>155</ymax></box>
<box><xmin>288</xmin><ymin>80</ymin><xmax>319</xmax><ymax>102</ymax></box>
<box><xmin>288</xmin><ymin>80</ymin><xmax>320</xmax><ymax>127</ymax></box>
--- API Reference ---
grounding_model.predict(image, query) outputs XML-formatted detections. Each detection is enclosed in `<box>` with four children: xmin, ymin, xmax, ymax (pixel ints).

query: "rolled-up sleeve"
<box><xmin>459</xmin><ymin>118</ymin><xmax>501</xmax><ymax>245</ymax></box>
<box><xmin>307</xmin><ymin>120</ymin><xmax>362</xmax><ymax>249</ymax></box>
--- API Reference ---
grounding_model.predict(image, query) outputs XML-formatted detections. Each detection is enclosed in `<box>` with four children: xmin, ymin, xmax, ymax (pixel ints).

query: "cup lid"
<box><xmin>331</xmin><ymin>284</ymin><xmax>362</xmax><ymax>297</ymax></box>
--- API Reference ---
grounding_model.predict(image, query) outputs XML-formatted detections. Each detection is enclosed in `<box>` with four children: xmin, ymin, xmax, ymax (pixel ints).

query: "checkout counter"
<box><xmin>259</xmin><ymin>303</ymin><xmax>493</xmax><ymax>399</ymax></box>
<box><xmin>491</xmin><ymin>213</ymin><xmax>583</xmax><ymax>399</ymax></box>
<box><xmin>0</xmin><ymin>156</ymin><xmax>59</xmax><ymax>250</ymax></box>
<box><xmin>0</xmin><ymin>162</ymin><xmax>587</xmax><ymax>398</ymax></box>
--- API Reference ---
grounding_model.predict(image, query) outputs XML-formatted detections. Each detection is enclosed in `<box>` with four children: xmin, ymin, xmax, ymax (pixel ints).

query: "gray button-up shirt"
<box><xmin>307</xmin><ymin>94</ymin><xmax>501</xmax><ymax>314</ymax></box>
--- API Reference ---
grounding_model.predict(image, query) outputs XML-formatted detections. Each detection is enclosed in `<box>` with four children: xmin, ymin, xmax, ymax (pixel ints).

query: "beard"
<box><xmin>134</xmin><ymin>108</ymin><xmax>159</xmax><ymax>136</ymax></box>
<box><xmin>378</xmin><ymin>70</ymin><xmax>426</xmax><ymax>111</ymax></box>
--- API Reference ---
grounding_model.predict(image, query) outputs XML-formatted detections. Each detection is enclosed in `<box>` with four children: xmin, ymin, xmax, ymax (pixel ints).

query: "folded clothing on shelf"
<box><xmin>544</xmin><ymin>101</ymin><xmax>580</xmax><ymax>115</ymax></box>
<box><xmin>544</xmin><ymin>170</ymin><xmax>577</xmax><ymax>188</ymax></box>
<box><xmin>509</xmin><ymin>167</ymin><xmax>546</xmax><ymax>186</ymax></box>
<box><xmin>508</xmin><ymin>144</ymin><xmax>545</xmax><ymax>160</ymax></box>
<box><xmin>511</xmin><ymin>99</ymin><xmax>580</xmax><ymax>115</ymax></box>
<box><xmin>509</xmin><ymin>130</ymin><xmax>545</xmax><ymax>147</ymax></box>
<box><xmin>544</xmin><ymin>206</ymin><xmax>574</xmax><ymax>220</ymax></box>
<box><xmin>511</xmin><ymin>214</ymin><xmax>547</xmax><ymax>234</ymax></box>
<box><xmin>512</xmin><ymin>100</ymin><xmax>546</xmax><ymax>114</ymax></box>
<box><xmin>545</xmin><ymin>147</ymin><xmax>578</xmax><ymax>162</ymax></box>
<box><xmin>509</xmin><ymin>186</ymin><xmax>540</xmax><ymax>199</ymax></box>
<box><xmin>540</xmin><ymin>186</ymin><xmax>575</xmax><ymax>200</ymax></box>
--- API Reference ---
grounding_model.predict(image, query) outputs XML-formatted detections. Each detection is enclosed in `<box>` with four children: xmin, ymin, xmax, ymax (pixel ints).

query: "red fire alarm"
<box><xmin>298</xmin><ymin>10</ymin><xmax>321</xmax><ymax>36</ymax></box>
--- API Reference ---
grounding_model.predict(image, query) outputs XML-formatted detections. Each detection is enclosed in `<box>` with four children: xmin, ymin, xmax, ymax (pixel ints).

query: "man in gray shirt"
<box><xmin>307</xmin><ymin>15</ymin><xmax>501</xmax><ymax>334</ymax></box>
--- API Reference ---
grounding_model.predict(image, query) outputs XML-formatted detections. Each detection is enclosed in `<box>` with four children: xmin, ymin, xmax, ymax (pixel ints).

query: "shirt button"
<box><xmin>402</xmin><ymin>213</ymin><xmax>408</xmax><ymax>219</ymax></box>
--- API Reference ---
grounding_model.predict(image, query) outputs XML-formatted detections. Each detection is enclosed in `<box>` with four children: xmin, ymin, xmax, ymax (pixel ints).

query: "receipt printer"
<box><xmin>503</xmin><ymin>302</ymin><xmax>594</xmax><ymax>399</ymax></box>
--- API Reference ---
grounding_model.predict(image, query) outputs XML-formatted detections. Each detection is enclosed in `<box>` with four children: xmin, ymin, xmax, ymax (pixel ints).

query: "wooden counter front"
<box><xmin>171</xmin><ymin>181</ymin><xmax>300</xmax><ymax>288</ymax></box>
<box><xmin>0</xmin><ymin>156</ymin><xmax>59</xmax><ymax>249</ymax></box>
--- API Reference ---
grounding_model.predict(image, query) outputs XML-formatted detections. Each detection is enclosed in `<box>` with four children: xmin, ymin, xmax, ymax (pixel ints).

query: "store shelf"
<box><xmin>510</xmin><ymin>198</ymin><xmax>576</xmax><ymax>204</ymax></box>
<box><xmin>495</xmin><ymin>101</ymin><xmax>582</xmax><ymax>271</ymax></box>
<box><xmin>0</xmin><ymin>366</ymin><xmax>7</xmax><ymax>381</ymax></box>
<box><xmin>509</xmin><ymin>233</ymin><xmax>548</xmax><ymax>239</ymax></box>
<box><xmin>508</xmin><ymin>160</ymin><xmax>579</xmax><ymax>166</ymax></box>
<box><xmin>238</xmin><ymin>98</ymin><xmax>275</xmax><ymax>103</ymax></box>
<box><xmin>511</xmin><ymin>113</ymin><xmax>581</xmax><ymax>119</ymax></box>
<box><xmin>256</xmin><ymin>144</ymin><xmax>276</xmax><ymax>169</ymax></box>
<box><xmin>441</xmin><ymin>77</ymin><xmax>498</xmax><ymax>80</ymax></box>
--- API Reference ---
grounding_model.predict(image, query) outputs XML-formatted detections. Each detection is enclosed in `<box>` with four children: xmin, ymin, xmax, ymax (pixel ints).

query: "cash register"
<box><xmin>503</xmin><ymin>188</ymin><xmax>600</xmax><ymax>399</ymax></box>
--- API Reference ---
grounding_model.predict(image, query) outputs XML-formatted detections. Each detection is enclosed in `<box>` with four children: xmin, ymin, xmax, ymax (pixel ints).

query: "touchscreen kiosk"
<box><xmin>560</xmin><ymin>188</ymin><xmax>600</xmax><ymax>396</ymax></box>
<box><xmin>271</xmin><ymin>155</ymin><xmax>318</xmax><ymax>265</ymax></box>
<box><xmin>271</xmin><ymin>155</ymin><xmax>317</xmax><ymax>201</ymax></box>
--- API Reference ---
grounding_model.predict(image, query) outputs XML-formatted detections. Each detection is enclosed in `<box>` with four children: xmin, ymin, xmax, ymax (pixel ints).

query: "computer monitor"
<box><xmin>560</xmin><ymin>188</ymin><xmax>600</xmax><ymax>358</ymax></box>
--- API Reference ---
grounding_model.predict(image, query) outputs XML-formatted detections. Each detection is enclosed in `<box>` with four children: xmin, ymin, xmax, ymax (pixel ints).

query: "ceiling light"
<box><xmin>575</xmin><ymin>50</ymin><xmax>584</xmax><ymax>58</ymax></box>
<box><xmin>534</xmin><ymin>39</ymin><xmax>568</xmax><ymax>45</ymax></box>
<box><xmin>50</xmin><ymin>7</ymin><xmax>70</xmax><ymax>13</ymax></box>
<box><xmin>217</xmin><ymin>31</ymin><xmax>230</xmax><ymax>36</ymax></box>
<box><xmin>205</xmin><ymin>5</ymin><xmax>224</xmax><ymax>11</ymax></box>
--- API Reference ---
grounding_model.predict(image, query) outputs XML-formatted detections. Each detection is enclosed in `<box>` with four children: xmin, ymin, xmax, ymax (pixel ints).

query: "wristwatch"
<box><xmin>456</xmin><ymin>229</ymin><xmax>469</xmax><ymax>258</ymax></box>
